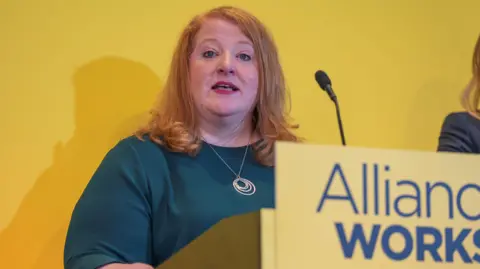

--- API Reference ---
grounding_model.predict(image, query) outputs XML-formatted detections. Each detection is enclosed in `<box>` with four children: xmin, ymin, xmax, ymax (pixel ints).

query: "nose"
<box><xmin>217</xmin><ymin>52</ymin><xmax>235</xmax><ymax>75</ymax></box>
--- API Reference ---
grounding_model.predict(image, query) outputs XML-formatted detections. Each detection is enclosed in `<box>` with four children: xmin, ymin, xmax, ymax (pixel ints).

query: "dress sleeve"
<box><xmin>64</xmin><ymin>139</ymin><xmax>155</xmax><ymax>269</ymax></box>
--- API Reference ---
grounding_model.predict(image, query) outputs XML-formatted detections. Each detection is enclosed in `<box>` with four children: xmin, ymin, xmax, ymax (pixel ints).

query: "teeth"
<box><xmin>212</xmin><ymin>84</ymin><xmax>236</xmax><ymax>90</ymax></box>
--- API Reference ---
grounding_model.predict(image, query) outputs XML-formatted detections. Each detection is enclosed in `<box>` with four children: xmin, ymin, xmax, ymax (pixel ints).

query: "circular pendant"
<box><xmin>233</xmin><ymin>177</ymin><xmax>256</xmax><ymax>196</ymax></box>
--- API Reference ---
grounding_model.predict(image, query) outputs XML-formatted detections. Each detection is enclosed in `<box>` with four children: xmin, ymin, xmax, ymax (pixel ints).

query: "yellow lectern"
<box><xmin>156</xmin><ymin>209</ymin><xmax>275</xmax><ymax>269</ymax></box>
<box><xmin>158</xmin><ymin>142</ymin><xmax>479</xmax><ymax>269</ymax></box>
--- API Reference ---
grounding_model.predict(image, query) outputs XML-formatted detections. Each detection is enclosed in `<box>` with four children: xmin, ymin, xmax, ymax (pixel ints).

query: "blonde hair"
<box><xmin>136</xmin><ymin>6</ymin><xmax>300</xmax><ymax>166</ymax></box>
<box><xmin>461</xmin><ymin>34</ymin><xmax>480</xmax><ymax>119</ymax></box>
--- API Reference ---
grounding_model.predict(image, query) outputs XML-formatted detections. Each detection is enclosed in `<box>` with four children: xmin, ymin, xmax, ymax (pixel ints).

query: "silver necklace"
<box><xmin>205</xmin><ymin>138</ymin><xmax>256</xmax><ymax>196</ymax></box>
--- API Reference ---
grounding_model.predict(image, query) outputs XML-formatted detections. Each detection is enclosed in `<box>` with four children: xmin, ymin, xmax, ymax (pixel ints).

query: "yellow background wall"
<box><xmin>1</xmin><ymin>0</ymin><xmax>479</xmax><ymax>268</ymax></box>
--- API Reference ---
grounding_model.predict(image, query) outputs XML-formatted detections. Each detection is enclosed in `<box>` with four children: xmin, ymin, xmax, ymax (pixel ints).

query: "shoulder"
<box><xmin>440</xmin><ymin>111</ymin><xmax>480</xmax><ymax>132</ymax></box>
<box><xmin>437</xmin><ymin>111</ymin><xmax>480</xmax><ymax>153</ymax></box>
<box><xmin>86</xmin><ymin>135</ymin><xmax>175</xmax><ymax>201</ymax></box>
<box><xmin>107</xmin><ymin>134</ymin><xmax>173</xmax><ymax>170</ymax></box>
<box><xmin>115</xmin><ymin>134</ymin><xmax>164</xmax><ymax>155</ymax></box>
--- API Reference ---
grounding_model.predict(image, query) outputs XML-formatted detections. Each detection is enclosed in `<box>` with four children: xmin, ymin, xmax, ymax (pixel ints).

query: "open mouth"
<box><xmin>211</xmin><ymin>81</ymin><xmax>239</xmax><ymax>92</ymax></box>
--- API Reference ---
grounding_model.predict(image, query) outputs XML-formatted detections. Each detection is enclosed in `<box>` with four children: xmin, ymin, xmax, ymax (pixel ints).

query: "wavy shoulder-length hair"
<box><xmin>461</xmin><ymin>34</ymin><xmax>480</xmax><ymax>119</ymax></box>
<box><xmin>136</xmin><ymin>6</ymin><xmax>300</xmax><ymax>166</ymax></box>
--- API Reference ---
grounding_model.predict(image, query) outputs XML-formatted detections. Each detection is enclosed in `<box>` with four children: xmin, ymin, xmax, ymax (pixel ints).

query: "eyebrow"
<box><xmin>197</xmin><ymin>38</ymin><xmax>253</xmax><ymax>47</ymax></box>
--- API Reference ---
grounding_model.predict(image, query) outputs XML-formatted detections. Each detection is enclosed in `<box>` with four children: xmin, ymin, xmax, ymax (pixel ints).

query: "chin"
<box><xmin>208</xmin><ymin>107</ymin><xmax>242</xmax><ymax>117</ymax></box>
<box><xmin>211</xmin><ymin>110</ymin><xmax>238</xmax><ymax>117</ymax></box>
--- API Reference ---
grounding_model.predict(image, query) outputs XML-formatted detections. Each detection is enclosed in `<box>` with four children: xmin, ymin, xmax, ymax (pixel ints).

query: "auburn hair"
<box><xmin>136</xmin><ymin>6</ymin><xmax>300</xmax><ymax>166</ymax></box>
<box><xmin>461</xmin><ymin>34</ymin><xmax>480</xmax><ymax>119</ymax></box>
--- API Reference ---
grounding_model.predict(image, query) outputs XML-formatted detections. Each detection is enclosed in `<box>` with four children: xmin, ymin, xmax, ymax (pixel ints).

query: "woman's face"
<box><xmin>189</xmin><ymin>17</ymin><xmax>259</xmax><ymax>121</ymax></box>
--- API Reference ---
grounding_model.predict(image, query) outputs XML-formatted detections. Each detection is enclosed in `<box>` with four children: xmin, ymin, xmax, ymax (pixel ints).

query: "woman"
<box><xmin>437</xmin><ymin>34</ymin><xmax>480</xmax><ymax>153</ymax></box>
<box><xmin>64</xmin><ymin>6</ymin><xmax>300</xmax><ymax>269</ymax></box>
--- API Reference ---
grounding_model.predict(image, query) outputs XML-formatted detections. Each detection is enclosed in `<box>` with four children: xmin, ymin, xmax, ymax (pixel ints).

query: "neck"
<box><xmin>199</xmin><ymin>114</ymin><xmax>258</xmax><ymax>147</ymax></box>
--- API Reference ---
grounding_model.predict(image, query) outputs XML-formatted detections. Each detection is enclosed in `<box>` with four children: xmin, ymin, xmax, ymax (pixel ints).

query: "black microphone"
<box><xmin>315</xmin><ymin>70</ymin><xmax>346</xmax><ymax>146</ymax></box>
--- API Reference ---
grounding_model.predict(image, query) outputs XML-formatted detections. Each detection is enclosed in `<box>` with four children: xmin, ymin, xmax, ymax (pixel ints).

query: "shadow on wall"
<box><xmin>0</xmin><ymin>56</ymin><xmax>162</xmax><ymax>268</ymax></box>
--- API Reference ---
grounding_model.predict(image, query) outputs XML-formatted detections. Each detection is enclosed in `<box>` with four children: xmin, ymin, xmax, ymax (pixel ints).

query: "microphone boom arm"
<box><xmin>333</xmin><ymin>96</ymin><xmax>346</xmax><ymax>146</ymax></box>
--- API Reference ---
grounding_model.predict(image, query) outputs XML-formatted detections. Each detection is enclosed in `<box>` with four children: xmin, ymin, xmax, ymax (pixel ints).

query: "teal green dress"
<box><xmin>63</xmin><ymin>135</ymin><xmax>275</xmax><ymax>269</ymax></box>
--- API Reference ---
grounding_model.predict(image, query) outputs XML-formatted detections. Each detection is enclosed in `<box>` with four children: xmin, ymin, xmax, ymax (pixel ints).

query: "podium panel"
<box><xmin>275</xmin><ymin>142</ymin><xmax>479</xmax><ymax>268</ymax></box>
<box><xmin>156</xmin><ymin>209</ymin><xmax>275</xmax><ymax>269</ymax></box>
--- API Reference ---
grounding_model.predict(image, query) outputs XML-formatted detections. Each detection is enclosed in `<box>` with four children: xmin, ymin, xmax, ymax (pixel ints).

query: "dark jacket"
<box><xmin>437</xmin><ymin>111</ymin><xmax>480</xmax><ymax>153</ymax></box>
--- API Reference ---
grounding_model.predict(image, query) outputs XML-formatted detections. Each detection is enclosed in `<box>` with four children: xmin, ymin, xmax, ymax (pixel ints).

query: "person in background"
<box><xmin>437</xmin><ymin>34</ymin><xmax>480</xmax><ymax>153</ymax></box>
<box><xmin>63</xmin><ymin>5</ymin><xmax>300</xmax><ymax>269</ymax></box>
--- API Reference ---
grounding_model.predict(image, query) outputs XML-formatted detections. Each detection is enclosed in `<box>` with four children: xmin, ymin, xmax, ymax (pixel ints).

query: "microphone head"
<box><xmin>315</xmin><ymin>70</ymin><xmax>332</xmax><ymax>91</ymax></box>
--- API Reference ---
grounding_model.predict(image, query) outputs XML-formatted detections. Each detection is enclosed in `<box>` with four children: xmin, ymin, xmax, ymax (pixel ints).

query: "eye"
<box><xmin>202</xmin><ymin>50</ymin><xmax>217</xmax><ymax>58</ymax></box>
<box><xmin>237</xmin><ymin>53</ymin><xmax>252</xmax><ymax>61</ymax></box>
